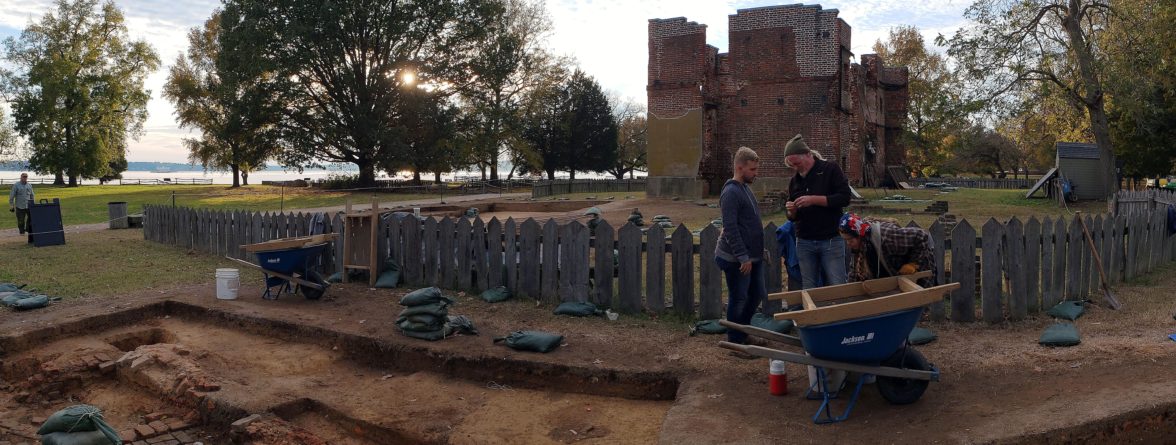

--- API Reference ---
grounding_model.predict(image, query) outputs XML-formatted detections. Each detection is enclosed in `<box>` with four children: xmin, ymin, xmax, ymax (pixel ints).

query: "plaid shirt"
<box><xmin>850</xmin><ymin>221</ymin><xmax>936</xmax><ymax>285</ymax></box>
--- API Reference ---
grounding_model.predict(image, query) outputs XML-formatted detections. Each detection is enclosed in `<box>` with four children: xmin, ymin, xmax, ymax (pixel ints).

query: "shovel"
<box><xmin>1075</xmin><ymin>212</ymin><xmax>1123</xmax><ymax>310</ymax></box>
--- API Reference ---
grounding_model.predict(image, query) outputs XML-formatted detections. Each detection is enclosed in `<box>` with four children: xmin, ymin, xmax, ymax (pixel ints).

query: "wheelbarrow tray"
<box><xmin>766</xmin><ymin>271</ymin><xmax>960</xmax><ymax>328</ymax></box>
<box><xmin>252</xmin><ymin>243</ymin><xmax>329</xmax><ymax>276</ymax></box>
<box><xmin>241</xmin><ymin>233</ymin><xmax>337</xmax><ymax>253</ymax></box>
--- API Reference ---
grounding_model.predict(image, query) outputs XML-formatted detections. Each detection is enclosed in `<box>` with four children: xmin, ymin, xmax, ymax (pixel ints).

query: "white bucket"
<box><xmin>215</xmin><ymin>268</ymin><xmax>240</xmax><ymax>300</ymax></box>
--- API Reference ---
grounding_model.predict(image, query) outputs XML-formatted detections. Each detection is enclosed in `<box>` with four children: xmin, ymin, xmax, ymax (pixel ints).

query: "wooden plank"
<box><xmin>776</xmin><ymin>282</ymin><xmax>960</xmax><ymax>326</ymax></box>
<box><xmin>645</xmin><ymin>224</ymin><xmax>665</xmax><ymax>314</ymax></box>
<box><xmin>1024</xmin><ymin>217</ymin><xmax>1042</xmax><ymax>314</ymax></box>
<box><xmin>487</xmin><ymin>218</ymin><xmax>503</xmax><ymax>289</ymax></box>
<box><xmin>519</xmin><ymin>218</ymin><xmax>541</xmax><ymax>298</ymax></box>
<box><xmin>241</xmin><ymin>234</ymin><xmax>339</xmax><ymax>252</ymax></box>
<box><xmin>698</xmin><ymin>224</ymin><xmax>722</xmax><ymax>320</ymax></box>
<box><xmin>671</xmin><ymin>224</ymin><xmax>694</xmax><ymax>316</ymax></box>
<box><xmin>504</xmin><ymin>218</ymin><xmax>519</xmax><ymax>294</ymax></box>
<box><xmin>762</xmin><ymin>223</ymin><xmax>782</xmax><ymax>314</ymax></box>
<box><xmin>951</xmin><ymin>220</ymin><xmax>977</xmax><ymax>322</ymax></box>
<box><xmin>617</xmin><ymin>222</ymin><xmax>643</xmax><ymax>313</ymax></box>
<box><xmin>1006</xmin><ymin>217</ymin><xmax>1027</xmax><ymax>321</ymax></box>
<box><xmin>1093</xmin><ymin>214</ymin><xmax>1106</xmax><ymax>298</ymax></box>
<box><xmin>456</xmin><ymin>217</ymin><xmax>473</xmax><ymax>291</ymax></box>
<box><xmin>568</xmin><ymin>221</ymin><xmax>590</xmax><ymax>302</ymax></box>
<box><xmin>1110</xmin><ymin>215</ymin><xmax>1123</xmax><ymax>284</ymax></box>
<box><xmin>981</xmin><ymin>219</ymin><xmax>1004</xmax><ymax>323</ymax></box>
<box><xmin>472</xmin><ymin>218</ymin><xmax>488</xmax><ymax>291</ymax></box>
<box><xmin>770</xmin><ymin>271</ymin><xmax>933</xmax><ymax>306</ymax></box>
<box><xmin>404</xmin><ymin>216</ymin><xmax>423</xmax><ymax>286</ymax></box>
<box><xmin>800</xmin><ymin>291</ymin><xmax>816</xmax><ymax>310</ymax></box>
<box><xmin>928</xmin><ymin>221</ymin><xmax>946</xmax><ymax>321</ymax></box>
<box><xmin>1078</xmin><ymin>214</ymin><xmax>1093</xmax><ymax>299</ymax></box>
<box><xmin>541</xmin><ymin>219</ymin><xmax>559</xmax><ymax>303</ymax></box>
<box><xmin>1048</xmin><ymin>217</ymin><xmax>1066</xmax><ymax>308</ymax></box>
<box><xmin>438</xmin><ymin>217</ymin><xmax>455</xmax><ymax>289</ymax></box>
<box><xmin>1067</xmin><ymin>215</ymin><xmax>1083</xmax><ymax>300</ymax></box>
<box><xmin>332</xmin><ymin>213</ymin><xmax>344</xmax><ymax>275</ymax></box>
<box><xmin>592</xmin><ymin>220</ymin><xmax>614</xmax><ymax>307</ymax></box>
<box><xmin>422</xmin><ymin>217</ymin><xmax>439</xmax><ymax>286</ymax></box>
<box><xmin>558</xmin><ymin>223</ymin><xmax>573</xmax><ymax>301</ymax></box>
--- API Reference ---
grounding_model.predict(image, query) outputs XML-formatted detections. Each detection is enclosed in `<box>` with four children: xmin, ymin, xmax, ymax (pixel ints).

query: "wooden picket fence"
<box><xmin>143</xmin><ymin>204</ymin><xmax>1176</xmax><ymax>323</ymax></box>
<box><xmin>532</xmin><ymin>179</ymin><xmax>646</xmax><ymax>198</ymax></box>
<box><xmin>1112</xmin><ymin>188</ymin><xmax>1176</xmax><ymax>216</ymax></box>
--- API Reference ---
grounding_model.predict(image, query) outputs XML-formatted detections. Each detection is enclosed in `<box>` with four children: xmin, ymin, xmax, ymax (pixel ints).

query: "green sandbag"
<box><xmin>447</xmin><ymin>315</ymin><xmax>479</xmax><ymax>336</ymax></box>
<box><xmin>908</xmin><ymin>327</ymin><xmax>937</xmax><ymax>345</ymax></box>
<box><xmin>1046</xmin><ymin>300</ymin><xmax>1086</xmax><ymax>321</ymax></box>
<box><xmin>37</xmin><ymin>405</ymin><xmax>121</xmax><ymax>445</ymax></box>
<box><xmin>397</xmin><ymin>318</ymin><xmax>445</xmax><ymax>332</ymax></box>
<box><xmin>494</xmin><ymin>330</ymin><xmax>563</xmax><ymax>353</ymax></box>
<box><xmin>397</xmin><ymin>313</ymin><xmax>444</xmax><ymax>326</ymax></box>
<box><xmin>327</xmin><ymin>270</ymin><xmax>365</xmax><ymax>283</ymax></box>
<box><xmin>480</xmin><ymin>286</ymin><xmax>512</xmax><ymax>303</ymax></box>
<box><xmin>14</xmin><ymin>295</ymin><xmax>49</xmax><ymax>311</ymax></box>
<box><xmin>553</xmin><ymin>301</ymin><xmax>601</xmax><ymax>317</ymax></box>
<box><xmin>689</xmin><ymin>320</ymin><xmax>728</xmax><ymax>336</ymax></box>
<box><xmin>2</xmin><ymin>291</ymin><xmax>30</xmax><ymax>307</ymax></box>
<box><xmin>400</xmin><ymin>287</ymin><xmax>450</xmax><ymax>306</ymax></box>
<box><xmin>397</xmin><ymin>301</ymin><xmax>451</xmax><ymax>318</ymax></box>
<box><xmin>0</xmin><ymin>283</ymin><xmax>21</xmax><ymax>292</ymax></box>
<box><xmin>750</xmin><ymin>313</ymin><xmax>793</xmax><ymax>334</ymax></box>
<box><xmin>1039</xmin><ymin>322</ymin><xmax>1081</xmax><ymax>347</ymax></box>
<box><xmin>40</xmin><ymin>431</ymin><xmax>117</xmax><ymax>445</ymax></box>
<box><xmin>375</xmin><ymin>270</ymin><xmax>400</xmax><ymax>288</ymax></box>
<box><xmin>401</xmin><ymin>326</ymin><xmax>452</xmax><ymax>341</ymax></box>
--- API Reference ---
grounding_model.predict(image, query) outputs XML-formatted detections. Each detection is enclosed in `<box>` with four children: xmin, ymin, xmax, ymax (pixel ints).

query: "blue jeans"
<box><xmin>796</xmin><ymin>237</ymin><xmax>847</xmax><ymax>289</ymax></box>
<box><xmin>715</xmin><ymin>257</ymin><xmax>765</xmax><ymax>344</ymax></box>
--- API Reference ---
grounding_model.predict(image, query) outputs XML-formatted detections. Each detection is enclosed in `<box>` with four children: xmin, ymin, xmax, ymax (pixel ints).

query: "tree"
<box><xmin>1102</xmin><ymin>0</ymin><xmax>1176</xmax><ymax>178</ymax></box>
<box><xmin>943</xmin><ymin>0</ymin><xmax>1117</xmax><ymax>196</ymax></box>
<box><xmin>520</xmin><ymin>70</ymin><xmax>570</xmax><ymax>180</ymax></box>
<box><xmin>0</xmin><ymin>111</ymin><xmax>21</xmax><ymax>162</ymax></box>
<box><xmin>948</xmin><ymin>124</ymin><xmax>1021</xmax><ymax>177</ymax></box>
<box><xmin>1</xmin><ymin>0</ymin><xmax>159</xmax><ymax>186</ymax></box>
<box><xmin>219</xmin><ymin>0</ymin><xmax>503</xmax><ymax>186</ymax></box>
<box><xmin>521</xmin><ymin>69</ymin><xmax>617</xmax><ymax>180</ymax></box>
<box><xmin>872</xmin><ymin>26</ymin><xmax>962</xmax><ymax>177</ymax></box>
<box><xmin>461</xmin><ymin>0</ymin><xmax>558</xmax><ymax>180</ymax></box>
<box><xmin>164</xmin><ymin>12</ymin><xmax>277</xmax><ymax>188</ymax></box>
<box><xmin>608</xmin><ymin>96</ymin><xmax>646</xmax><ymax>180</ymax></box>
<box><xmin>378</xmin><ymin>88</ymin><xmax>466</xmax><ymax>184</ymax></box>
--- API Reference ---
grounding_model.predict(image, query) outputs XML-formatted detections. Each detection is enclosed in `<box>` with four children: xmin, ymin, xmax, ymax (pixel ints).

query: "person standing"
<box><xmin>8</xmin><ymin>172</ymin><xmax>34</xmax><ymax>235</ymax></box>
<box><xmin>784</xmin><ymin>134</ymin><xmax>852</xmax><ymax>289</ymax></box>
<box><xmin>715</xmin><ymin>147</ymin><xmax>767</xmax><ymax>349</ymax></box>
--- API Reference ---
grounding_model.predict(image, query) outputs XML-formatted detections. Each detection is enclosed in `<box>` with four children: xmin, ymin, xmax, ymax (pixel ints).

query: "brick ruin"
<box><xmin>646</xmin><ymin>4</ymin><xmax>910</xmax><ymax>198</ymax></box>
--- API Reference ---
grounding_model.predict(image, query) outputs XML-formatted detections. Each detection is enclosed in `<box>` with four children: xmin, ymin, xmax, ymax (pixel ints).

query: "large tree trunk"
<box><xmin>490</xmin><ymin>163</ymin><xmax>498</xmax><ymax>181</ymax></box>
<box><xmin>356</xmin><ymin>160</ymin><xmax>376</xmax><ymax>186</ymax></box>
<box><xmin>68</xmin><ymin>174</ymin><xmax>78</xmax><ymax>187</ymax></box>
<box><xmin>1064</xmin><ymin>0</ymin><xmax>1116</xmax><ymax>197</ymax></box>
<box><xmin>230</xmin><ymin>164</ymin><xmax>241</xmax><ymax>188</ymax></box>
<box><xmin>412</xmin><ymin>170</ymin><xmax>422</xmax><ymax>185</ymax></box>
<box><xmin>546</xmin><ymin>169</ymin><xmax>556</xmax><ymax>180</ymax></box>
<box><xmin>54</xmin><ymin>171</ymin><xmax>64</xmax><ymax>185</ymax></box>
<box><xmin>434</xmin><ymin>171</ymin><xmax>442</xmax><ymax>184</ymax></box>
<box><xmin>568</xmin><ymin>170</ymin><xmax>576</xmax><ymax>180</ymax></box>
<box><xmin>241</xmin><ymin>170</ymin><xmax>249</xmax><ymax>186</ymax></box>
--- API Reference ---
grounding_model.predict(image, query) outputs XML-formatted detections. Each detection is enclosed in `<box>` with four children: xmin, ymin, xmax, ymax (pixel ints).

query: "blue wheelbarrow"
<box><xmin>720</xmin><ymin>271</ymin><xmax>960</xmax><ymax>424</ymax></box>
<box><xmin>232</xmin><ymin>234</ymin><xmax>336</xmax><ymax>300</ymax></box>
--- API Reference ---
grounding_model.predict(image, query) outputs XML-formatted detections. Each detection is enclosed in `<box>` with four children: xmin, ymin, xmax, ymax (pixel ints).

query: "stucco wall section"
<box><xmin>647</xmin><ymin>109</ymin><xmax>704</xmax><ymax>177</ymax></box>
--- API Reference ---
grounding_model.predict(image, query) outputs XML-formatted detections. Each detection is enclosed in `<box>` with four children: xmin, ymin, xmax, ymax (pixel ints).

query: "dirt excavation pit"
<box><xmin>0</xmin><ymin>305</ymin><xmax>673</xmax><ymax>444</ymax></box>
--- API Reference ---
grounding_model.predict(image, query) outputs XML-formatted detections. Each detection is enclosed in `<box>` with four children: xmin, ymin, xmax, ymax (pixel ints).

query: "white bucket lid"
<box><xmin>215</xmin><ymin>268</ymin><xmax>239</xmax><ymax>274</ymax></box>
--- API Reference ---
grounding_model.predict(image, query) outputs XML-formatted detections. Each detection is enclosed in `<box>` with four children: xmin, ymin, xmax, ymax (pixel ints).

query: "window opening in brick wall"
<box><xmin>740</xmin><ymin>99</ymin><xmax>748</xmax><ymax>107</ymax></box>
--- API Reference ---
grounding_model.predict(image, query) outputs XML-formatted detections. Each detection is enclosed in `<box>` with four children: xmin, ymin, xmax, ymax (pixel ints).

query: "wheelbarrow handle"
<box><xmin>719</xmin><ymin>320</ymin><xmax>803</xmax><ymax>348</ymax></box>
<box><xmin>718</xmin><ymin>341</ymin><xmax>939</xmax><ymax>382</ymax></box>
<box><xmin>225</xmin><ymin>257</ymin><xmax>327</xmax><ymax>291</ymax></box>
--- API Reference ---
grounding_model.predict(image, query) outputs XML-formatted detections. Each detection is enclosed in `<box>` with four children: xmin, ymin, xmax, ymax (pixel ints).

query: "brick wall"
<box><xmin>648</xmin><ymin>3</ymin><xmax>910</xmax><ymax>191</ymax></box>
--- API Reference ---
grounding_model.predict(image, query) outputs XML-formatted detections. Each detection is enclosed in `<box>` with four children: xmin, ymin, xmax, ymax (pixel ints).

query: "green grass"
<box><xmin>0</xmin><ymin>229</ymin><xmax>264</xmax><ymax>299</ymax></box>
<box><xmin>0</xmin><ymin>184</ymin><xmax>437</xmax><ymax>229</ymax></box>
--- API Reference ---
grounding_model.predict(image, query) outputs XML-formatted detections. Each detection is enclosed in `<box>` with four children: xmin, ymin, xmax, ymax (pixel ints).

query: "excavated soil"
<box><xmin>1</xmin><ymin>275</ymin><xmax>1175</xmax><ymax>444</ymax></box>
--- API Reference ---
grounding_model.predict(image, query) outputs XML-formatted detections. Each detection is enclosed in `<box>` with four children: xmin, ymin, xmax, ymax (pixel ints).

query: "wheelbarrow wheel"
<box><xmin>877</xmin><ymin>347</ymin><xmax>930</xmax><ymax>405</ymax></box>
<box><xmin>299</xmin><ymin>270</ymin><xmax>328</xmax><ymax>300</ymax></box>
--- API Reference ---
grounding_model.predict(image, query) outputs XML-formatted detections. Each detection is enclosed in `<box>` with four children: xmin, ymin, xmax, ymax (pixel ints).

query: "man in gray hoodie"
<box><xmin>715</xmin><ymin>147</ymin><xmax>766</xmax><ymax>347</ymax></box>
<box><xmin>8</xmin><ymin>172</ymin><xmax>34</xmax><ymax>235</ymax></box>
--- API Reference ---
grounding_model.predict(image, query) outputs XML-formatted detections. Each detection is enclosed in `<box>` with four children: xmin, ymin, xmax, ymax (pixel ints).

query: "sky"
<box><xmin>0</xmin><ymin>0</ymin><xmax>972</xmax><ymax>163</ymax></box>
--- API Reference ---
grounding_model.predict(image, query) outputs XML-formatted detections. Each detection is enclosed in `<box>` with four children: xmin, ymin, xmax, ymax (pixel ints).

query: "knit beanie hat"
<box><xmin>783</xmin><ymin>134</ymin><xmax>810</xmax><ymax>157</ymax></box>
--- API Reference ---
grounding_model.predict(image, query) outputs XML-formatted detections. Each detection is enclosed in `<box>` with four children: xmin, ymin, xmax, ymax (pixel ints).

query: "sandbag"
<box><xmin>2</xmin><ymin>291</ymin><xmax>31</xmax><ymax>307</ymax></box>
<box><xmin>397</xmin><ymin>318</ymin><xmax>445</xmax><ymax>332</ymax></box>
<box><xmin>40</xmin><ymin>431</ymin><xmax>116</xmax><ymax>445</ymax></box>
<box><xmin>480</xmin><ymin>286</ymin><xmax>512</xmax><ymax>303</ymax></box>
<box><xmin>0</xmin><ymin>283</ymin><xmax>22</xmax><ymax>293</ymax></box>
<box><xmin>374</xmin><ymin>269</ymin><xmax>400</xmax><ymax>288</ymax></box>
<box><xmin>1046</xmin><ymin>300</ymin><xmax>1086</xmax><ymax>321</ymax></box>
<box><xmin>14</xmin><ymin>295</ymin><xmax>50</xmax><ymax>311</ymax></box>
<box><xmin>397</xmin><ymin>301</ymin><xmax>451</xmax><ymax>318</ymax></box>
<box><xmin>397</xmin><ymin>313</ymin><xmax>445</xmax><ymax>326</ymax></box>
<box><xmin>553</xmin><ymin>301</ymin><xmax>601</xmax><ymax>317</ymax></box>
<box><xmin>37</xmin><ymin>405</ymin><xmax>120</xmax><ymax>445</ymax></box>
<box><xmin>495</xmin><ymin>330</ymin><xmax>563</xmax><ymax>353</ymax></box>
<box><xmin>400</xmin><ymin>327</ymin><xmax>451</xmax><ymax>341</ymax></box>
<box><xmin>446</xmin><ymin>315</ymin><xmax>479</xmax><ymax>336</ymax></box>
<box><xmin>1039</xmin><ymin>323</ymin><xmax>1081</xmax><ymax>347</ymax></box>
<box><xmin>908</xmin><ymin>327</ymin><xmax>937</xmax><ymax>345</ymax></box>
<box><xmin>689</xmin><ymin>320</ymin><xmax>727</xmax><ymax>336</ymax></box>
<box><xmin>399</xmin><ymin>287</ymin><xmax>449</xmax><ymax>306</ymax></box>
<box><xmin>750</xmin><ymin>313</ymin><xmax>793</xmax><ymax>334</ymax></box>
